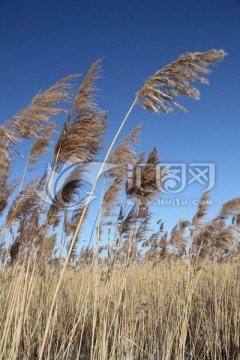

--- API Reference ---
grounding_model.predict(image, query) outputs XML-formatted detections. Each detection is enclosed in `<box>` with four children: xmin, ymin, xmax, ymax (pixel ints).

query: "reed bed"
<box><xmin>0</xmin><ymin>262</ymin><xmax>239</xmax><ymax>359</ymax></box>
<box><xmin>0</xmin><ymin>48</ymin><xmax>239</xmax><ymax>359</ymax></box>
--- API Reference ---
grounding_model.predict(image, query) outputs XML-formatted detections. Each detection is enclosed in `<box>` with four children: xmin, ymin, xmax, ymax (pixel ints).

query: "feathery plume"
<box><xmin>137</xmin><ymin>49</ymin><xmax>227</xmax><ymax>114</ymax></box>
<box><xmin>5</xmin><ymin>178</ymin><xmax>41</xmax><ymax>227</ymax></box>
<box><xmin>65</xmin><ymin>206</ymin><xmax>89</xmax><ymax>262</ymax></box>
<box><xmin>218</xmin><ymin>197</ymin><xmax>240</xmax><ymax>220</ymax></box>
<box><xmin>192</xmin><ymin>218</ymin><xmax>234</xmax><ymax>260</ymax></box>
<box><xmin>191</xmin><ymin>191</ymin><xmax>211</xmax><ymax>228</ymax></box>
<box><xmin>170</xmin><ymin>219</ymin><xmax>190</xmax><ymax>257</ymax></box>
<box><xmin>118</xmin><ymin>205</ymin><xmax>137</xmax><ymax>240</ymax></box>
<box><xmin>47</xmin><ymin>163</ymin><xmax>86</xmax><ymax>228</ymax></box>
<box><xmin>6</xmin><ymin>177</ymin><xmax>45</xmax><ymax>262</ymax></box>
<box><xmin>28</xmin><ymin>124</ymin><xmax>56</xmax><ymax>167</ymax></box>
<box><xmin>102</xmin><ymin>124</ymin><xmax>141</xmax><ymax>218</ymax></box>
<box><xmin>0</xmin><ymin>126</ymin><xmax>19</xmax><ymax>215</ymax></box>
<box><xmin>0</xmin><ymin>179</ymin><xmax>20</xmax><ymax>217</ymax></box>
<box><xmin>159</xmin><ymin>232</ymin><xmax>168</xmax><ymax>260</ymax></box>
<box><xmin>8</xmin><ymin>74</ymin><xmax>76</xmax><ymax>140</ymax></box>
<box><xmin>126</xmin><ymin>147</ymin><xmax>162</xmax><ymax>203</ymax></box>
<box><xmin>0</xmin><ymin>75</ymin><xmax>76</xmax><ymax>214</ymax></box>
<box><xmin>54</xmin><ymin>60</ymin><xmax>108</xmax><ymax>166</ymax></box>
<box><xmin>135</xmin><ymin>205</ymin><xmax>152</xmax><ymax>243</ymax></box>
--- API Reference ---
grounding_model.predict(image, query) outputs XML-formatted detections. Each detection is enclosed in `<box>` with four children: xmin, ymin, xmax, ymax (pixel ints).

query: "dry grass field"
<box><xmin>0</xmin><ymin>262</ymin><xmax>239</xmax><ymax>359</ymax></box>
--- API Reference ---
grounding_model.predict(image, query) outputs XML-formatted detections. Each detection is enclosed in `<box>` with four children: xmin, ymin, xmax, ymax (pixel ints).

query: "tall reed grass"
<box><xmin>0</xmin><ymin>48</ymin><xmax>239</xmax><ymax>359</ymax></box>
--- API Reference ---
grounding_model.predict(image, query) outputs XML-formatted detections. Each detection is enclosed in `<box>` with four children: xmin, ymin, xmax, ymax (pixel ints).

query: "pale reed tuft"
<box><xmin>8</xmin><ymin>74</ymin><xmax>77</xmax><ymax>140</ymax></box>
<box><xmin>218</xmin><ymin>197</ymin><xmax>240</xmax><ymax>219</ymax></box>
<box><xmin>137</xmin><ymin>49</ymin><xmax>227</xmax><ymax>114</ymax></box>
<box><xmin>102</xmin><ymin>124</ymin><xmax>142</xmax><ymax>218</ymax></box>
<box><xmin>54</xmin><ymin>60</ymin><xmax>107</xmax><ymax>166</ymax></box>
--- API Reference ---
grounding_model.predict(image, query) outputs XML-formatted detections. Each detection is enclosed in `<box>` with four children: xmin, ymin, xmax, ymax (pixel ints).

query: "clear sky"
<box><xmin>1</xmin><ymin>0</ymin><xmax>240</xmax><ymax>232</ymax></box>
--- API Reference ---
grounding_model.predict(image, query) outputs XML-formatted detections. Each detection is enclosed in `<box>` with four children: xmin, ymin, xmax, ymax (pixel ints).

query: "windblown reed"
<box><xmin>1</xmin><ymin>48</ymin><xmax>239</xmax><ymax>360</ymax></box>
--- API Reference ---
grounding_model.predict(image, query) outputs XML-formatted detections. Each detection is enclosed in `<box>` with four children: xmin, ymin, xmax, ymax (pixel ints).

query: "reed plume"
<box><xmin>0</xmin><ymin>126</ymin><xmax>19</xmax><ymax>215</ymax></box>
<box><xmin>6</xmin><ymin>178</ymin><xmax>41</xmax><ymax>227</ymax></box>
<box><xmin>0</xmin><ymin>75</ymin><xmax>76</xmax><ymax>217</ymax></box>
<box><xmin>118</xmin><ymin>205</ymin><xmax>137</xmax><ymax>241</ymax></box>
<box><xmin>189</xmin><ymin>193</ymin><xmax>239</xmax><ymax>260</ymax></box>
<box><xmin>126</xmin><ymin>147</ymin><xmax>161</xmax><ymax>203</ymax></box>
<box><xmin>47</xmin><ymin>163</ymin><xmax>87</xmax><ymax>228</ymax></box>
<box><xmin>135</xmin><ymin>205</ymin><xmax>152</xmax><ymax>244</ymax></box>
<box><xmin>213</xmin><ymin>198</ymin><xmax>240</xmax><ymax>258</ymax></box>
<box><xmin>65</xmin><ymin>206</ymin><xmax>89</xmax><ymax>261</ymax></box>
<box><xmin>0</xmin><ymin>179</ymin><xmax>19</xmax><ymax>217</ymax></box>
<box><xmin>190</xmin><ymin>191</ymin><xmax>211</xmax><ymax>259</ymax></box>
<box><xmin>170</xmin><ymin>219</ymin><xmax>190</xmax><ymax>257</ymax></box>
<box><xmin>5</xmin><ymin>177</ymin><xmax>44</xmax><ymax>263</ymax></box>
<box><xmin>159</xmin><ymin>232</ymin><xmax>168</xmax><ymax>260</ymax></box>
<box><xmin>144</xmin><ymin>222</ymin><xmax>168</xmax><ymax>263</ymax></box>
<box><xmin>192</xmin><ymin>217</ymin><xmax>235</xmax><ymax>260</ymax></box>
<box><xmin>0</xmin><ymin>126</ymin><xmax>17</xmax><ymax>180</ymax></box>
<box><xmin>137</xmin><ymin>49</ymin><xmax>226</xmax><ymax>113</ymax></box>
<box><xmin>191</xmin><ymin>191</ymin><xmax>211</xmax><ymax>230</ymax></box>
<box><xmin>54</xmin><ymin>60</ymin><xmax>107</xmax><ymax>166</ymax></box>
<box><xmin>214</xmin><ymin>227</ymin><xmax>236</xmax><ymax>253</ymax></box>
<box><xmin>122</xmin><ymin>148</ymin><xmax>163</xmax><ymax>262</ymax></box>
<box><xmin>8</xmin><ymin>75</ymin><xmax>76</xmax><ymax>140</ymax></box>
<box><xmin>28</xmin><ymin>123</ymin><xmax>56</xmax><ymax>169</ymax></box>
<box><xmin>101</xmin><ymin>124</ymin><xmax>141</xmax><ymax>218</ymax></box>
<box><xmin>218</xmin><ymin>197</ymin><xmax>240</xmax><ymax>220</ymax></box>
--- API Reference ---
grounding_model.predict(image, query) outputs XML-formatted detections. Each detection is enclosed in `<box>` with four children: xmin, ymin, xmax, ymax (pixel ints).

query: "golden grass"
<box><xmin>0</xmin><ymin>261</ymin><xmax>239</xmax><ymax>359</ymax></box>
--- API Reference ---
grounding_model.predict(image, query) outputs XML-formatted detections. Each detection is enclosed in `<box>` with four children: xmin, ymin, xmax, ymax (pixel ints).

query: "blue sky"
<box><xmin>1</xmin><ymin>0</ymin><xmax>240</xmax><ymax>233</ymax></box>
